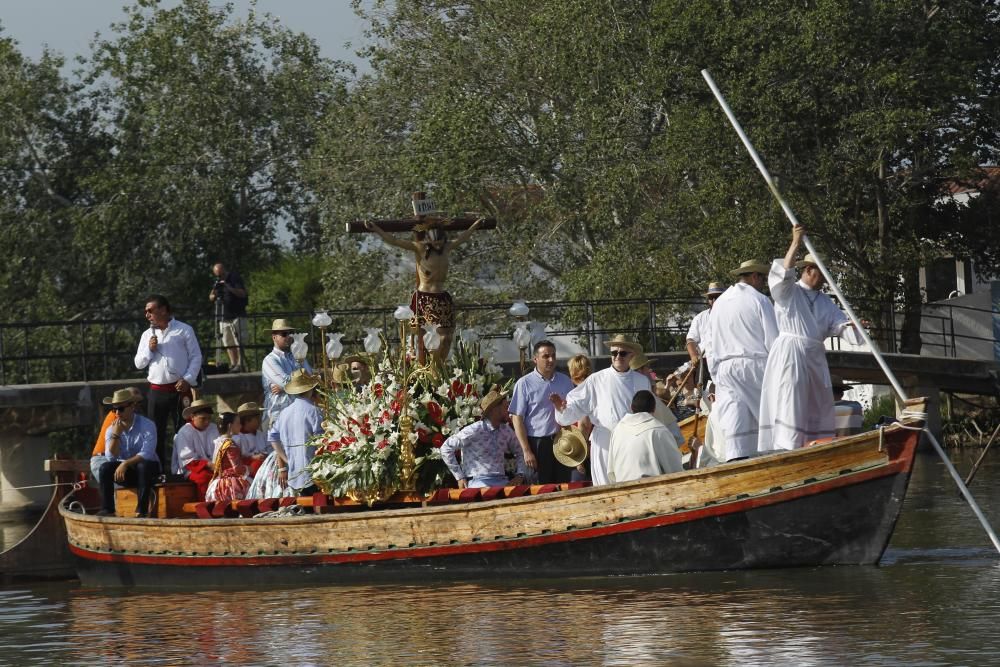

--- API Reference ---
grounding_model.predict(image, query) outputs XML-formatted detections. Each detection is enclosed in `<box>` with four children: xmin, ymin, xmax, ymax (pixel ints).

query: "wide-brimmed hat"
<box><xmin>479</xmin><ymin>384</ymin><xmax>507</xmax><ymax>414</ymax></box>
<box><xmin>603</xmin><ymin>334</ymin><xmax>643</xmax><ymax>354</ymax></box>
<box><xmin>331</xmin><ymin>363</ymin><xmax>352</xmax><ymax>385</ymax></box>
<box><xmin>269</xmin><ymin>318</ymin><xmax>296</xmax><ymax>333</ymax></box>
<box><xmin>342</xmin><ymin>354</ymin><xmax>369</xmax><ymax>367</ymax></box>
<box><xmin>285</xmin><ymin>369</ymin><xmax>319</xmax><ymax>395</ymax></box>
<box><xmin>730</xmin><ymin>259</ymin><xmax>770</xmax><ymax>276</ymax></box>
<box><xmin>629</xmin><ymin>353</ymin><xmax>652</xmax><ymax>371</ymax></box>
<box><xmin>182</xmin><ymin>398</ymin><xmax>215</xmax><ymax>420</ymax></box>
<box><xmin>704</xmin><ymin>281</ymin><xmax>726</xmax><ymax>298</ymax></box>
<box><xmin>553</xmin><ymin>428</ymin><xmax>588</xmax><ymax>467</ymax></box>
<box><xmin>795</xmin><ymin>253</ymin><xmax>819</xmax><ymax>269</ymax></box>
<box><xmin>236</xmin><ymin>401</ymin><xmax>261</xmax><ymax>417</ymax></box>
<box><xmin>102</xmin><ymin>388</ymin><xmax>139</xmax><ymax>408</ymax></box>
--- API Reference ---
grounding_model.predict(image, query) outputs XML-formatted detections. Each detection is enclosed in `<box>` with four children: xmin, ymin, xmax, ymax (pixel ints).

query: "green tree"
<box><xmin>75</xmin><ymin>0</ymin><xmax>350</xmax><ymax>314</ymax></box>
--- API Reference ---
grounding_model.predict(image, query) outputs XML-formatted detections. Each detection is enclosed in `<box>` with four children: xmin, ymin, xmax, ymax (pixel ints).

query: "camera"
<box><xmin>213</xmin><ymin>280</ymin><xmax>225</xmax><ymax>295</ymax></box>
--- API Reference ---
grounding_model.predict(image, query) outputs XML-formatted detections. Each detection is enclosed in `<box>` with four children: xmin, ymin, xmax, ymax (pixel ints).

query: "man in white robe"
<box><xmin>554</xmin><ymin>335</ymin><xmax>652</xmax><ymax>485</ymax></box>
<box><xmin>608</xmin><ymin>390</ymin><xmax>684</xmax><ymax>483</ymax></box>
<box><xmin>709</xmin><ymin>259</ymin><xmax>778</xmax><ymax>461</ymax></box>
<box><xmin>758</xmin><ymin>226</ymin><xmax>864</xmax><ymax>451</ymax></box>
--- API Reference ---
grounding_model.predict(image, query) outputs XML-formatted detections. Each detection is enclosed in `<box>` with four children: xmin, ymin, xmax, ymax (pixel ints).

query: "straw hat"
<box><xmin>342</xmin><ymin>354</ymin><xmax>368</xmax><ymax>367</ymax></box>
<box><xmin>102</xmin><ymin>388</ymin><xmax>139</xmax><ymax>407</ymax></box>
<box><xmin>479</xmin><ymin>384</ymin><xmax>507</xmax><ymax>414</ymax></box>
<box><xmin>331</xmin><ymin>363</ymin><xmax>352</xmax><ymax>385</ymax></box>
<box><xmin>795</xmin><ymin>253</ymin><xmax>819</xmax><ymax>269</ymax></box>
<box><xmin>703</xmin><ymin>281</ymin><xmax>726</xmax><ymax>298</ymax></box>
<box><xmin>269</xmin><ymin>318</ymin><xmax>296</xmax><ymax>333</ymax></box>
<box><xmin>285</xmin><ymin>369</ymin><xmax>319</xmax><ymax>395</ymax></box>
<box><xmin>236</xmin><ymin>401</ymin><xmax>261</xmax><ymax>417</ymax></box>
<box><xmin>629</xmin><ymin>353</ymin><xmax>652</xmax><ymax>371</ymax></box>
<box><xmin>602</xmin><ymin>334</ymin><xmax>643</xmax><ymax>354</ymax></box>
<box><xmin>553</xmin><ymin>428</ymin><xmax>588</xmax><ymax>467</ymax></box>
<box><xmin>730</xmin><ymin>259</ymin><xmax>770</xmax><ymax>276</ymax></box>
<box><xmin>182</xmin><ymin>398</ymin><xmax>215</xmax><ymax>420</ymax></box>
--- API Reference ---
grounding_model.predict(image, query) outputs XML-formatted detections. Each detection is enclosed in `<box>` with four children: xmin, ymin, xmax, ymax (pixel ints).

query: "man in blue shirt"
<box><xmin>509</xmin><ymin>340</ymin><xmax>576</xmax><ymax>483</ymax></box>
<box><xmin>96</xmin><ymin>389</ymin><xmax>160</xmax><ymax>517</ymax></box>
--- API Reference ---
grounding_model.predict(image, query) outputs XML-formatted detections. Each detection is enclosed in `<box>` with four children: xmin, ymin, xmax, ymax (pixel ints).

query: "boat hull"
<box><xmin>71</xmin><ymin>468</ymin><xmax>909</xmax><ymax>588</ymax></box>
<box><xmin>64</xmin><ymin>418</ymin><xmax>919</xmax><ymax>587</ymax></box>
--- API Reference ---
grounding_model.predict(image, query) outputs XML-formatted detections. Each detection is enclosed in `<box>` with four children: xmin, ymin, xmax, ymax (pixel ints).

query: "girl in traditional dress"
<box><xmin>205</xmin><ymin>412</ymin><xmax>251</xmax><ymax>503</ymax></box>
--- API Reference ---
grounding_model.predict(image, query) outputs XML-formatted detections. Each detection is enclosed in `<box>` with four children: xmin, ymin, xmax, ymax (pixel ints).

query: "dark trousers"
<box><xmin>147</xmin><ymin>387</ymin><xmax>181</xmax><ymax>466</ymax></box>
<box><xmin>527</xmin><ymin>434</ymin><xmax>574</xmax><ymax>484</ymax></box>
<box><xmin>99</xmin><ymin>459</ymin><xmax>161</xmax><ymax>515</ymax></box>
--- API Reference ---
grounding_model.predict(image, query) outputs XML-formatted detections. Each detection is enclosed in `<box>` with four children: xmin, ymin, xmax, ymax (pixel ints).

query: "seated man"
<box><xmin>96</xmin><ymin>389</ymin><xmax>160</xmax><ymax>517</ymax></box>
<box><xmin>832</xmin><ymin>375</ymin><xmax>864</xmax><ymax>437</ymax></box>
<box><xmin>170</xmin><ymin>398</ymin><xmax>219</xmax><ymax>499</ymax></box>
<box><xmin>441</xmin><ymin>386</ymin><xmax>528</xmax><ymax>488</ymax></box>
<box><xmin>235</xmin><ymin>401</ymin><xmax>269</xmax><ymax>477</ymax></box>
<box><xmin>90</xmin><ymin>386</ymin><xmax>144</xmax><ymax>482</ymax></box>
<box><xmin>608</xmin><ymin>390</ymin><xmax>684</xmax><ymax>483</ymax></box>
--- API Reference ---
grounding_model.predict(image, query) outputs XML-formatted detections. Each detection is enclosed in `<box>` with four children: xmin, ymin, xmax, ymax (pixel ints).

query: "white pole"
<box><xmin>701</xmin><ymin>68</ymin><xmax>1000</xmax><ymax>555</ymax></box>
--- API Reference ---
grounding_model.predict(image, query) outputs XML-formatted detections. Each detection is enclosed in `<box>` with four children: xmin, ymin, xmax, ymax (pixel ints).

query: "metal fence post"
<box><xmin>649</xmin><ymin>300</ymin><xmax>658</xmax><ymax>352</ymax></box>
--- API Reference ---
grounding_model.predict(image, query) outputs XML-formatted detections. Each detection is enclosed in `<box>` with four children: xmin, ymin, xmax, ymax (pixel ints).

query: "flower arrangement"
<box><xmin>307</xmin><ymin>338</ymin><xmax>505</xmax><ymax>501</ymax></box>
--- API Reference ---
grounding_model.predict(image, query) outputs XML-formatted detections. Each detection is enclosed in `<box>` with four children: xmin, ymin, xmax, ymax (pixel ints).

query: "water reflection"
<box><xmin>0</xmin><ymin>453</ymin><xmax>998</xmax><ymax>666</ymax></box>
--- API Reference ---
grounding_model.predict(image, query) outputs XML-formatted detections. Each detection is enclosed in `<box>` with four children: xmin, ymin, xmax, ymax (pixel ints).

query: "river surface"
<box><xmin>0</xmin><ymin>451</ymin><xmax>998</xmax><ymax>666</ymax></box>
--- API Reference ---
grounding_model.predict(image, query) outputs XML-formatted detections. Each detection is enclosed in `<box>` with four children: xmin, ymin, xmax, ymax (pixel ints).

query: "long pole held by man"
<box><xmin>701</xmin><ymin>68</ymin><xmax>1000</xmax><ymax>554</ymax></box>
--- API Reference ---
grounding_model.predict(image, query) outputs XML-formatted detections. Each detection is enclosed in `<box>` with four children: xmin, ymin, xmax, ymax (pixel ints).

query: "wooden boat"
<box><xmin>60</xmin><ymin>399</ymin><xmax>926</xmax><ymax>587</ymax></box>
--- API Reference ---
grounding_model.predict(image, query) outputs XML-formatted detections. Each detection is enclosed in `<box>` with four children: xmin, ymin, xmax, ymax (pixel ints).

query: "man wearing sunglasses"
<box><xmin>261</xmin><ymin>319</ymin><xmax>313</xmax><ymax>429</ymax></box>
<box><xmin>135</xmin><ymin>294</ymin><xmax>203</xmax><ymax>466</ymax></box>
<box><xmin>708</xmin><ymin>260</ymin><xmax>778</xmax><ymax>461</ymax></box>
<box><xmin>95</xmin><ymin>388</ymin><xmax>159</xmax><ymax>517</ymax></box>
<box><xmin>553</xmin><ymin>334</ymin><xmax>652</xmax><ymax>486</ymax></box>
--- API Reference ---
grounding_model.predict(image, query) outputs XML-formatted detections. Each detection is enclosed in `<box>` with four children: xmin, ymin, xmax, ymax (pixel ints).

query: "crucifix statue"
<box><xmin>349</xmin><ymin>192</ymin><xmax>496</xmax><ymax>364</ymax></box>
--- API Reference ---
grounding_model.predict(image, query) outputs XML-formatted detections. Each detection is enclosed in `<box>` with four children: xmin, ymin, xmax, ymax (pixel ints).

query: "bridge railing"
<box><xmin>0</xmin><ymin>296</ymin><xmax>992</xmax><ymax>386</ymax></box>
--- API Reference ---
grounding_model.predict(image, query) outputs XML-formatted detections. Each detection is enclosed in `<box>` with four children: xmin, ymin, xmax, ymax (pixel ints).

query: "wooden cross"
<box><xmin>348</xmin><ymin>192</ymin><xmax>495</xmax><ymax>364</ymax></box>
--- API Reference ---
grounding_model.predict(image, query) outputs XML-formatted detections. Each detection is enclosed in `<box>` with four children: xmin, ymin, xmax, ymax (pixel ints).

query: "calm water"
<box><xmin>0</xmin><ymin>452</ymin><xmax>998</xmax><ymax>666</ymax></box>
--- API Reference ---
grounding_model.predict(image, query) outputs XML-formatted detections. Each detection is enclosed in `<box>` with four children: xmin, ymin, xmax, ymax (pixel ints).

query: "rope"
<box><xmin>254</xmin><ymin>504</ymin><xmax>307</xmax><ymax>518</ymax></box>
<box><xmin>2</xmin><ymin>481</ymin><xmax>75</xmax><ymax>492</ymax></box>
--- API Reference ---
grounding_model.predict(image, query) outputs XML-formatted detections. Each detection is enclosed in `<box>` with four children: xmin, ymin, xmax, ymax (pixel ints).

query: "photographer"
<box><xmin>208</xmin><ymin>262</ymin><xmax>248</xmax><ymax>372</ymax></box>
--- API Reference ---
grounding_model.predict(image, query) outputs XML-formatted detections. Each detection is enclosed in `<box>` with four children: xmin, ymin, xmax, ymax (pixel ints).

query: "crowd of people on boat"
<box><xmin>91</xmin><ymin>225</ymin><xmax>864</xmax><ymax>517</ymax></box>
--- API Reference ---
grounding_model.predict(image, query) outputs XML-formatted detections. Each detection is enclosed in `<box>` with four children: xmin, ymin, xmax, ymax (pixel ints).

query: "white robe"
<box><xmin>608</xmin><ymin>412</ymin><xmax>683</xmax><ymax>483</ymax></box>
<box><xmin>686</xmin><ymin>308</ymin><xmax>713</xmax><ymax>358</ymax></box>
<box><xmin>709</xmin><ymin>282</ymin><xmax>777</xmax><ymax>460</ymax></box>
<box><xmin>758</xmin><ymin>261</ymin><xmax>865</xmax><ymax>452</ymax></box>
<box><xmin>556</xmin><ymin>367</ymin><xmax>652</xmax><ymax>486</ymax></box>
<box><xmin>171</xmin><ymin>423</ymin><xmax>220</xmax><ymax>475</ymax></box>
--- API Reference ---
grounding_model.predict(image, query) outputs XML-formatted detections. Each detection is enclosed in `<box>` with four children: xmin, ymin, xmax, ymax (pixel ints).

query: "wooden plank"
<box><xmin>44</xmin><ymin>459</ymin><xmax>90</xmax><ymax>474</ymax></box>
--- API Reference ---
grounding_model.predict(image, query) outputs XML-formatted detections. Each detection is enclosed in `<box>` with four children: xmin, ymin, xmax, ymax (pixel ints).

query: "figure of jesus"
<box><xmin>365</xmin><ymin>218</ymin><xmax>482</xmax><ymax>362</ymax></box>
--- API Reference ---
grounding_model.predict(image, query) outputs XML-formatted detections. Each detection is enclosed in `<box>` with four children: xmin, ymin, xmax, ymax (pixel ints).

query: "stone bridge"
<box><xmin>1</xmin><ymin>351</ymin><xmax>997</xmax><ymax>515</ymax></box>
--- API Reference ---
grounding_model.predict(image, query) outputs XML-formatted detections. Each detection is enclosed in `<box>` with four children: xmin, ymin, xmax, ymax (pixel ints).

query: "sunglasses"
<box><xmin>111</xmin><ymin>404</ymin><xmax>132</xmax><ymax>413</ymax></box>
<box><xmin>610</xmin><ymin>350</ymin><xmax>632</xmax><ymax>358</ymax></box>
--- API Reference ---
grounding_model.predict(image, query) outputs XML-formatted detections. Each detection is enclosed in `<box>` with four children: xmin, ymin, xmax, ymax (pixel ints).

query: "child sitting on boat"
<box><xmin>171</xmin><ymin>398</ymin><xmax>219</xmax><ymax>500</ymax></box>
<box><xmin>206</xmin><ymin>412</ymin><xmax>251</xmax><ymax>503</ymax></box>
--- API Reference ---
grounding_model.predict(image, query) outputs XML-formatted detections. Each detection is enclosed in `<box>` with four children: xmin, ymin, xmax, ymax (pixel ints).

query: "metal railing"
<box><xmin>0</xmin><ymin>296</ymin><xmax>994</xmax><ymax>386</ymax></box>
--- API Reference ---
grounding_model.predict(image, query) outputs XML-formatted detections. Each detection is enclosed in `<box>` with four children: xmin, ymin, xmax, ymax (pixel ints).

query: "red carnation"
<box><xmin>377</xmin><ymin>439</ymin><xmax>389</xmax><ymax>450</ymax></box>
<box><xmin>432</xmin><ymin>432</ymin><xmax>445</xmax><ymax>448</ymax></box>
<box><xmin>373</xmin><ymin>383</ymin><xmax>384</xmax><ymax>398</ymax></box>
<box><xmin>417</xmin><ymin>428</ymin><xmax>430</xmax><ymax>444</ymax></box>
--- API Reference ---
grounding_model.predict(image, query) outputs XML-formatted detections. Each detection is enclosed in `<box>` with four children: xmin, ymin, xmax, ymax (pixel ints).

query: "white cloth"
<box><xmin>709</xmin><ymin>281</ymin><xmax>777</xmax><ymax>460</ymax></box>
<box><xmin>686</xmin><ymin>308</ymin><xmax>713</xmax><ymax>358</ymax></box>
<box><xmin>134</xmin><ymin>318</ymin><xmax>203</xmax><ymax>386</ymax></box>
<box><xmin>652</xmin><ymin>399</ymin><xmax>684</xmax><ymax>446</ymax></box>
<box><xmin>758</xmin><ymin>261</ymin><xmax>865</xmax><ymax>452</ymax></box>
<box><xmin>608</xmin><ymin>412</ymin><xmax>683</xmax><ymax>483</ymax></box>
<box><xmin>556</xmin><ymin>367</ymin><xmax>652</xmax><ymax>485</ymax></box>
<box><xmin>171</xmin><ymin>423</ymin><xmax>220</xmax><ymax>475</ymax></box>
<box><xmin>696</xmin><ymin>396</ymin><xmax>724</xmax><ymax>468</ymax></box>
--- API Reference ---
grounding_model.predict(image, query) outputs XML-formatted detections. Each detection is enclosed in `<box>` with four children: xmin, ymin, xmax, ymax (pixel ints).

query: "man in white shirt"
<box><xmin>134</xmin><ymin>294</ymin><xmax>203</xmax><ymax>465</ymax></box>
<box><xmin>686</xmin><ymin>281</ymin><xmax>724</xmax><ymax>368</ymax></box>
<box><xmin>608</xmin><ymin>390</ymin><xmax>683</xmax><ymax>483</ymax></box>
<box><xmin>553</xmin><ymin>334</ymin><xmax>652</xmax><ymax>486</ymax></box>
<box><xmin>709</xmin><ymin>261</ymin><xmax>778</xmax><ymax>461</ymax></box>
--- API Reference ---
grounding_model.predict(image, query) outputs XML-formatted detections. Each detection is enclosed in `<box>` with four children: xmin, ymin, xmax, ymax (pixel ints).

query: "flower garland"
<box><xmin>307</xmin><ymin>341</ymin><xmax>505</xmax><ymax>499</ymax></box>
